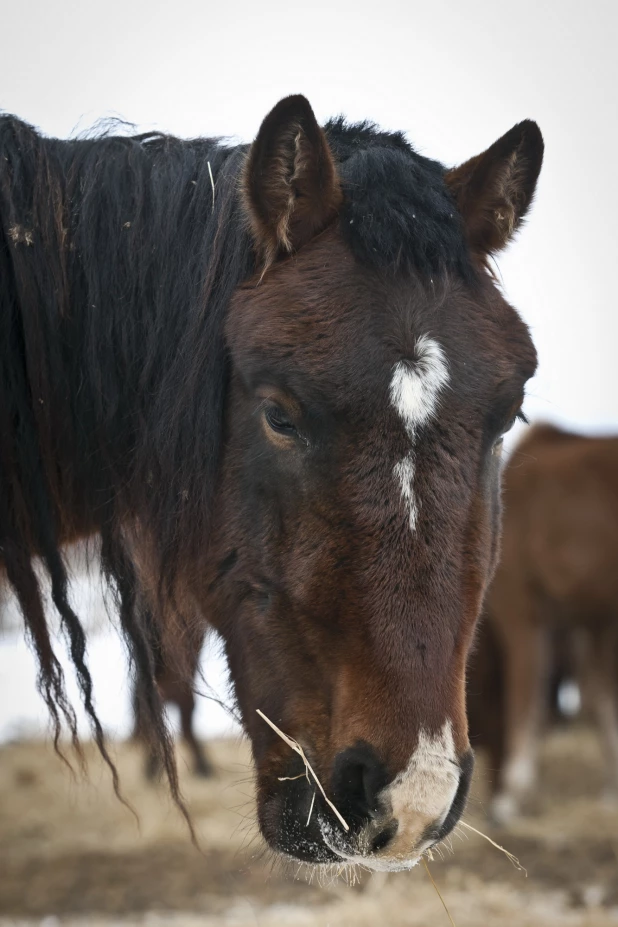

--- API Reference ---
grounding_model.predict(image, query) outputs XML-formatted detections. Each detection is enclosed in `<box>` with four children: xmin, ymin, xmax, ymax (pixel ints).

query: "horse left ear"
<box><xmin>445</xmin><ymin>120</ymin><xmax>544</xmax><ymax>257</ymax></box>
<box><xmin>243</xmin><ymin>95</ymin><xmax>342</xmax><ymax>265</ymax></box>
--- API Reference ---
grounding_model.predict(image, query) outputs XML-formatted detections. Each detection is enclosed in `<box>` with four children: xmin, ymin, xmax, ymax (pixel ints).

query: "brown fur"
<box><xmin>133</xmin><ymin>631</ymin><xmax>213</xmax><ymax>781</ymax></box>
<box><xmin>445</xmin><ymin>121</ymin><xmax>543</xmax><ymax>259</ymax></box>
<box><xmin>199</xmin><ymin>215</ymin><xmax>537</xmax><ymax>856</ymax></box>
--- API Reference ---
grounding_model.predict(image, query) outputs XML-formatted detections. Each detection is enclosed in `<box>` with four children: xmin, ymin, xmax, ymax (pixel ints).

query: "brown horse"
<box><xmin>0</xmin><ymin>95</ymin><xmax>541</xmax><ymax>868</ymax></box>
<box><xmin>470</xmin><ymin>425</ymin><xmax>618</xmax><ymax>823</ymax></box>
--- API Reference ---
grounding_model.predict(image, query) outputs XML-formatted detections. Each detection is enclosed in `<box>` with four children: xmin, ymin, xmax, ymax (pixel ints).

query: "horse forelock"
<box><xmin>325</xmin><ymin>117</ymin><xmax>473</xmax><ymax>280</ymax></box>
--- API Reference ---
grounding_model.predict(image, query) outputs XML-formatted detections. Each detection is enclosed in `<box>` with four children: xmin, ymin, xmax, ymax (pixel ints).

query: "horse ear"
<box><xmin>445</xmin><ymin>121</ymin><xmax>543</xmax><ymax>258</ymax></box>
<box><xmin>243</xmin><ymin>95</ymin><xmax>342</xmax><ymax>265</ymax></box>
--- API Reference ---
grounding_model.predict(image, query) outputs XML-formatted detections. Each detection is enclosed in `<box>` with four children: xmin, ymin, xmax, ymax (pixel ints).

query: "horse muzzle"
<box><xmin>257</xmin><ymin>736</ymin><xmax>474</xmax><ymax>870</ymax></box>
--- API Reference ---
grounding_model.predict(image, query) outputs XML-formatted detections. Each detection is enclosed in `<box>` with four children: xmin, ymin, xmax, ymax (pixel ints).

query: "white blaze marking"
<box><xmin>390</xmin><ymin>336</ymin><xmax>449</xmax><ymax>531</ymax></box>
<box><xmin>385</xmin><ymin>721</ymin><xmax>459</xmax><ymax>828</ymax></box>
<box><xmin>393</xmin><ymin>456</ymin><xmax>418</xmax><ymax>529</ymax></box>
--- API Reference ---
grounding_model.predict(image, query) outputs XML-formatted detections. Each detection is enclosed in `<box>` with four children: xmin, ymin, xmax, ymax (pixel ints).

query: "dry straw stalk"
<box><xmin>256</xmin><ymin>709</ymin><xmax>349</xmax><ymax>831</ymax></box>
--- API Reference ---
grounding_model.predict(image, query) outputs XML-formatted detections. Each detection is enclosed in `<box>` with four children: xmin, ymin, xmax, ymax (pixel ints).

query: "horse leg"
<box><xmin>155</xmin><ymin>644</ymin><xmax>213</xmax><ymax>778</ymax></box>
<box><xmin>490</xmin><ymin>619</ymin><xmax>549</xmax><ymax>824</ymax></box>
<box><xmin>578</xmin><ymin>624</ymin><xmax>618</xmax><ymax>801</ymax></box>
<box><xmin>131</xmin><ymin>602</ymin><xmax>166</xmax><ymax>782</ymax></box>
<box><xmin>131</xmin><ymin>681</ymin><xmax>163</xmax><ymax>780</ymax></box>
<box><xmin>134</xmin><ymin>678</ymin><xmax>163</xmax><ymax>781</ymax></box>
<box><xmin>144</xmin><ymin>744</ymin><xmax>163</xmax><ymax>781</ymax></box>
<box><xmin>179</xmin><ymin>686</ymin><xmax>213</xmax><ymax>778</ymax></box>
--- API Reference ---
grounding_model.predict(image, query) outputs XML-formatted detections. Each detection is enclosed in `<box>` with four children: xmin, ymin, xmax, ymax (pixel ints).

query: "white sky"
<box><xmin>2</xmin><ymin>0</ymin><xmax>618</xmax><ymax>434</ymax></box>
<box><xmin>1</xmin><ymin>0</ymin><xmax>617</xmax><ymax>740</ymax></box>
<box><xmin>3</xmin><ymin>0</ymin><xmax>618</xmax><ymax>435</ymax></box>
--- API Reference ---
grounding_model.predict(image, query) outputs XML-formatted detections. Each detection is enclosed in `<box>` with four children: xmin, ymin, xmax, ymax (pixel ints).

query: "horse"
<box><xmin>471</xmin><ymin>425</ymin><xmax>618</xmax><ymax>823</ymax></box>
<box><xmin>0</xmin><ymin>95</ymin><xmax>542</xmax><ymax>869</ymax></box>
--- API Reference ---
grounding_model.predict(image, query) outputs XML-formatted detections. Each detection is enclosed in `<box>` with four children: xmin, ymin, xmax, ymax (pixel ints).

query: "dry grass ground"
<box><xmin>1</xmin><ymin>726</ymin><xmax>618</xmax><ymax>926</ymax></box>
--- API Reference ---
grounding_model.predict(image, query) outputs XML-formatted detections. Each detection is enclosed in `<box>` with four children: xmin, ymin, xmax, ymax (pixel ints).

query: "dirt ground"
<box><xmin>1</xmin><ymin>726</ymin><xmax>618</xmax><ymax>927</ymax></box>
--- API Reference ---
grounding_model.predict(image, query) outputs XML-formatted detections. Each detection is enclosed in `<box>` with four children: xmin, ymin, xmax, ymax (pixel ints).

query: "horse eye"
<box><xmin>501</xmin><ymin>417</ymin><xmax>517</xmax><ymax>438</ymax></box>
<box><xmin>495</xmin><ymin>407</ymin><xmax>528</xmax><ymax>445</ymax></box>
<box><xmin>264</xmin><ymin>404</ymin><xmax>298</xmax><ymax>436</ymax></box>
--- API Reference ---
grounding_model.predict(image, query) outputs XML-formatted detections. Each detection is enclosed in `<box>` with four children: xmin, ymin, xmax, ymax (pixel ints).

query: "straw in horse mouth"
<box><xmin>256</xmin><ymin>709</ymin><xmax>349</xmax><ymax>832</ymax></box>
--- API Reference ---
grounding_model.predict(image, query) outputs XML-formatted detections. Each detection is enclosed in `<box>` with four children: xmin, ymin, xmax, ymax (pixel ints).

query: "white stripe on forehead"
<box><xmin>393</xmin><ymin>456</ymin><xmax>418</xmax><ymax>530</ymax></box>
<box><xmin>390</xmin><ymin>336</ymin><xmax>449</xmax><ymax>531</ymax></box>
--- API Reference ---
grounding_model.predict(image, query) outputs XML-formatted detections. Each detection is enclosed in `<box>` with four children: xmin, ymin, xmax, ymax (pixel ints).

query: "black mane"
<box><xmin>0</xmin><ymin>117</ymin><xmax>253</xmax><ymax>821</ymax></box>
<box><xmin>0</xmin><ymin>115</ymin><xmax>255</xmax><ymax>580</ymax></box>
<box><xmin>0</xmin><ymin>112</ymin><xmax>471</xmax><ymax>815</ymax></box>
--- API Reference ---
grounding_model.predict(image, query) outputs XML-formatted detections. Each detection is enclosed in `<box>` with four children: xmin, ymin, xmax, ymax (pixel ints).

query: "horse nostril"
<box><xmin>331</xmin><ymin>743</ymin><xmax>390</xmax><ymax>825</ymax></box>
<box><xmin>370</xmin><ymin>819</ymin><xmax>398</xmax><ymax>853</ymax></box>
<box><xmin>362</xmin><ymin>765</ymin><xmax>377</xmax><ymax>811</ymax></box>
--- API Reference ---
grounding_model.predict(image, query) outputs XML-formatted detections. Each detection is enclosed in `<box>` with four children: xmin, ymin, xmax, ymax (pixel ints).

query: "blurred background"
<box><xmin>1</xmin><ymin>0</ymin><xmax>617</xmax><ymax>925</ymax></box>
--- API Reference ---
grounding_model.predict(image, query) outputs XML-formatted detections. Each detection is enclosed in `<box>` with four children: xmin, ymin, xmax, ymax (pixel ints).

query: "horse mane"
<box><xmin>0</xmin><ymin>115</ymin><xmax>254</xmax><ymax>820</ymax></box>
<box><xmin>0</xmin><ymin>112</ymin><xmax>471</xmax><ymax>814</ymax></box>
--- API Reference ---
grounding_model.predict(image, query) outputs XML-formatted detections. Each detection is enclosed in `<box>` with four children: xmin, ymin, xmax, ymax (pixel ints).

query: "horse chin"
<box><xmin>317</xmin><ymin>818</ymin><xmax>423</xmax><ymax>873</ymax></box>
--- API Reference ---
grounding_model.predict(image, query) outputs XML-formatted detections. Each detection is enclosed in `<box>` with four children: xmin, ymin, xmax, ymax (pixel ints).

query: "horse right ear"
<box><xmin>243</xmin><ymin>95</ymin><xmax>342</xmax><ymax>266</ymax></box>
<box><xmin>445</xmin><ymin>121</ymin><xmax>544</xmax><ymax>258</ymax></box>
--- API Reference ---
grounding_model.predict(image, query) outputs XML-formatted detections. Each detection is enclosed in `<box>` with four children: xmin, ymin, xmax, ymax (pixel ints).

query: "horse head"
<box><xmin>202</xmin><ymin>96</ymin><xmax>541</xmax><ymax>869</ymax></box>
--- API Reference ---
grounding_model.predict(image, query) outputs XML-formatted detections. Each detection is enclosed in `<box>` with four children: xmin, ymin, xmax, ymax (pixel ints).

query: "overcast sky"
<box><xmin>2</xmin><ymin>0</ymin><xmax>617</xmax><ymax>439</ymax></box>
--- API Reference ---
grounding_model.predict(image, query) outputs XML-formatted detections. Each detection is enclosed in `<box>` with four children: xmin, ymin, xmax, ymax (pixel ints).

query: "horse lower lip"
<box><xmin>320</xmin><ymin>827</ymin><xmax>421</xmax><ymax>872</ymax></box>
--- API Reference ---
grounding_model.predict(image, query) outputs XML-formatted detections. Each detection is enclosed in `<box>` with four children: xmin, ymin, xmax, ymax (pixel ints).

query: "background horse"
<box><xmin>0</xmin><ymin>94</ymin><xmax>541</xmax><ymax>868</ymax></box>
<box><xmin>0</xmin><ymin>546</ymin><xmax>211</xmax><ymax>779</ymax></box>
<box><xmin>467</xmin><ymin>609</ymin><xmax>576</xmax><ymax>810</ymax></box>
<box><xmin>468</xmin><ymin>425</ymin><xmax>618</xmax><ymax>823</ymax></box>
<box><xmin>132</xmin><ymin>617</ymin><xmax>213</xmax><ymax>780</ymax></box>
